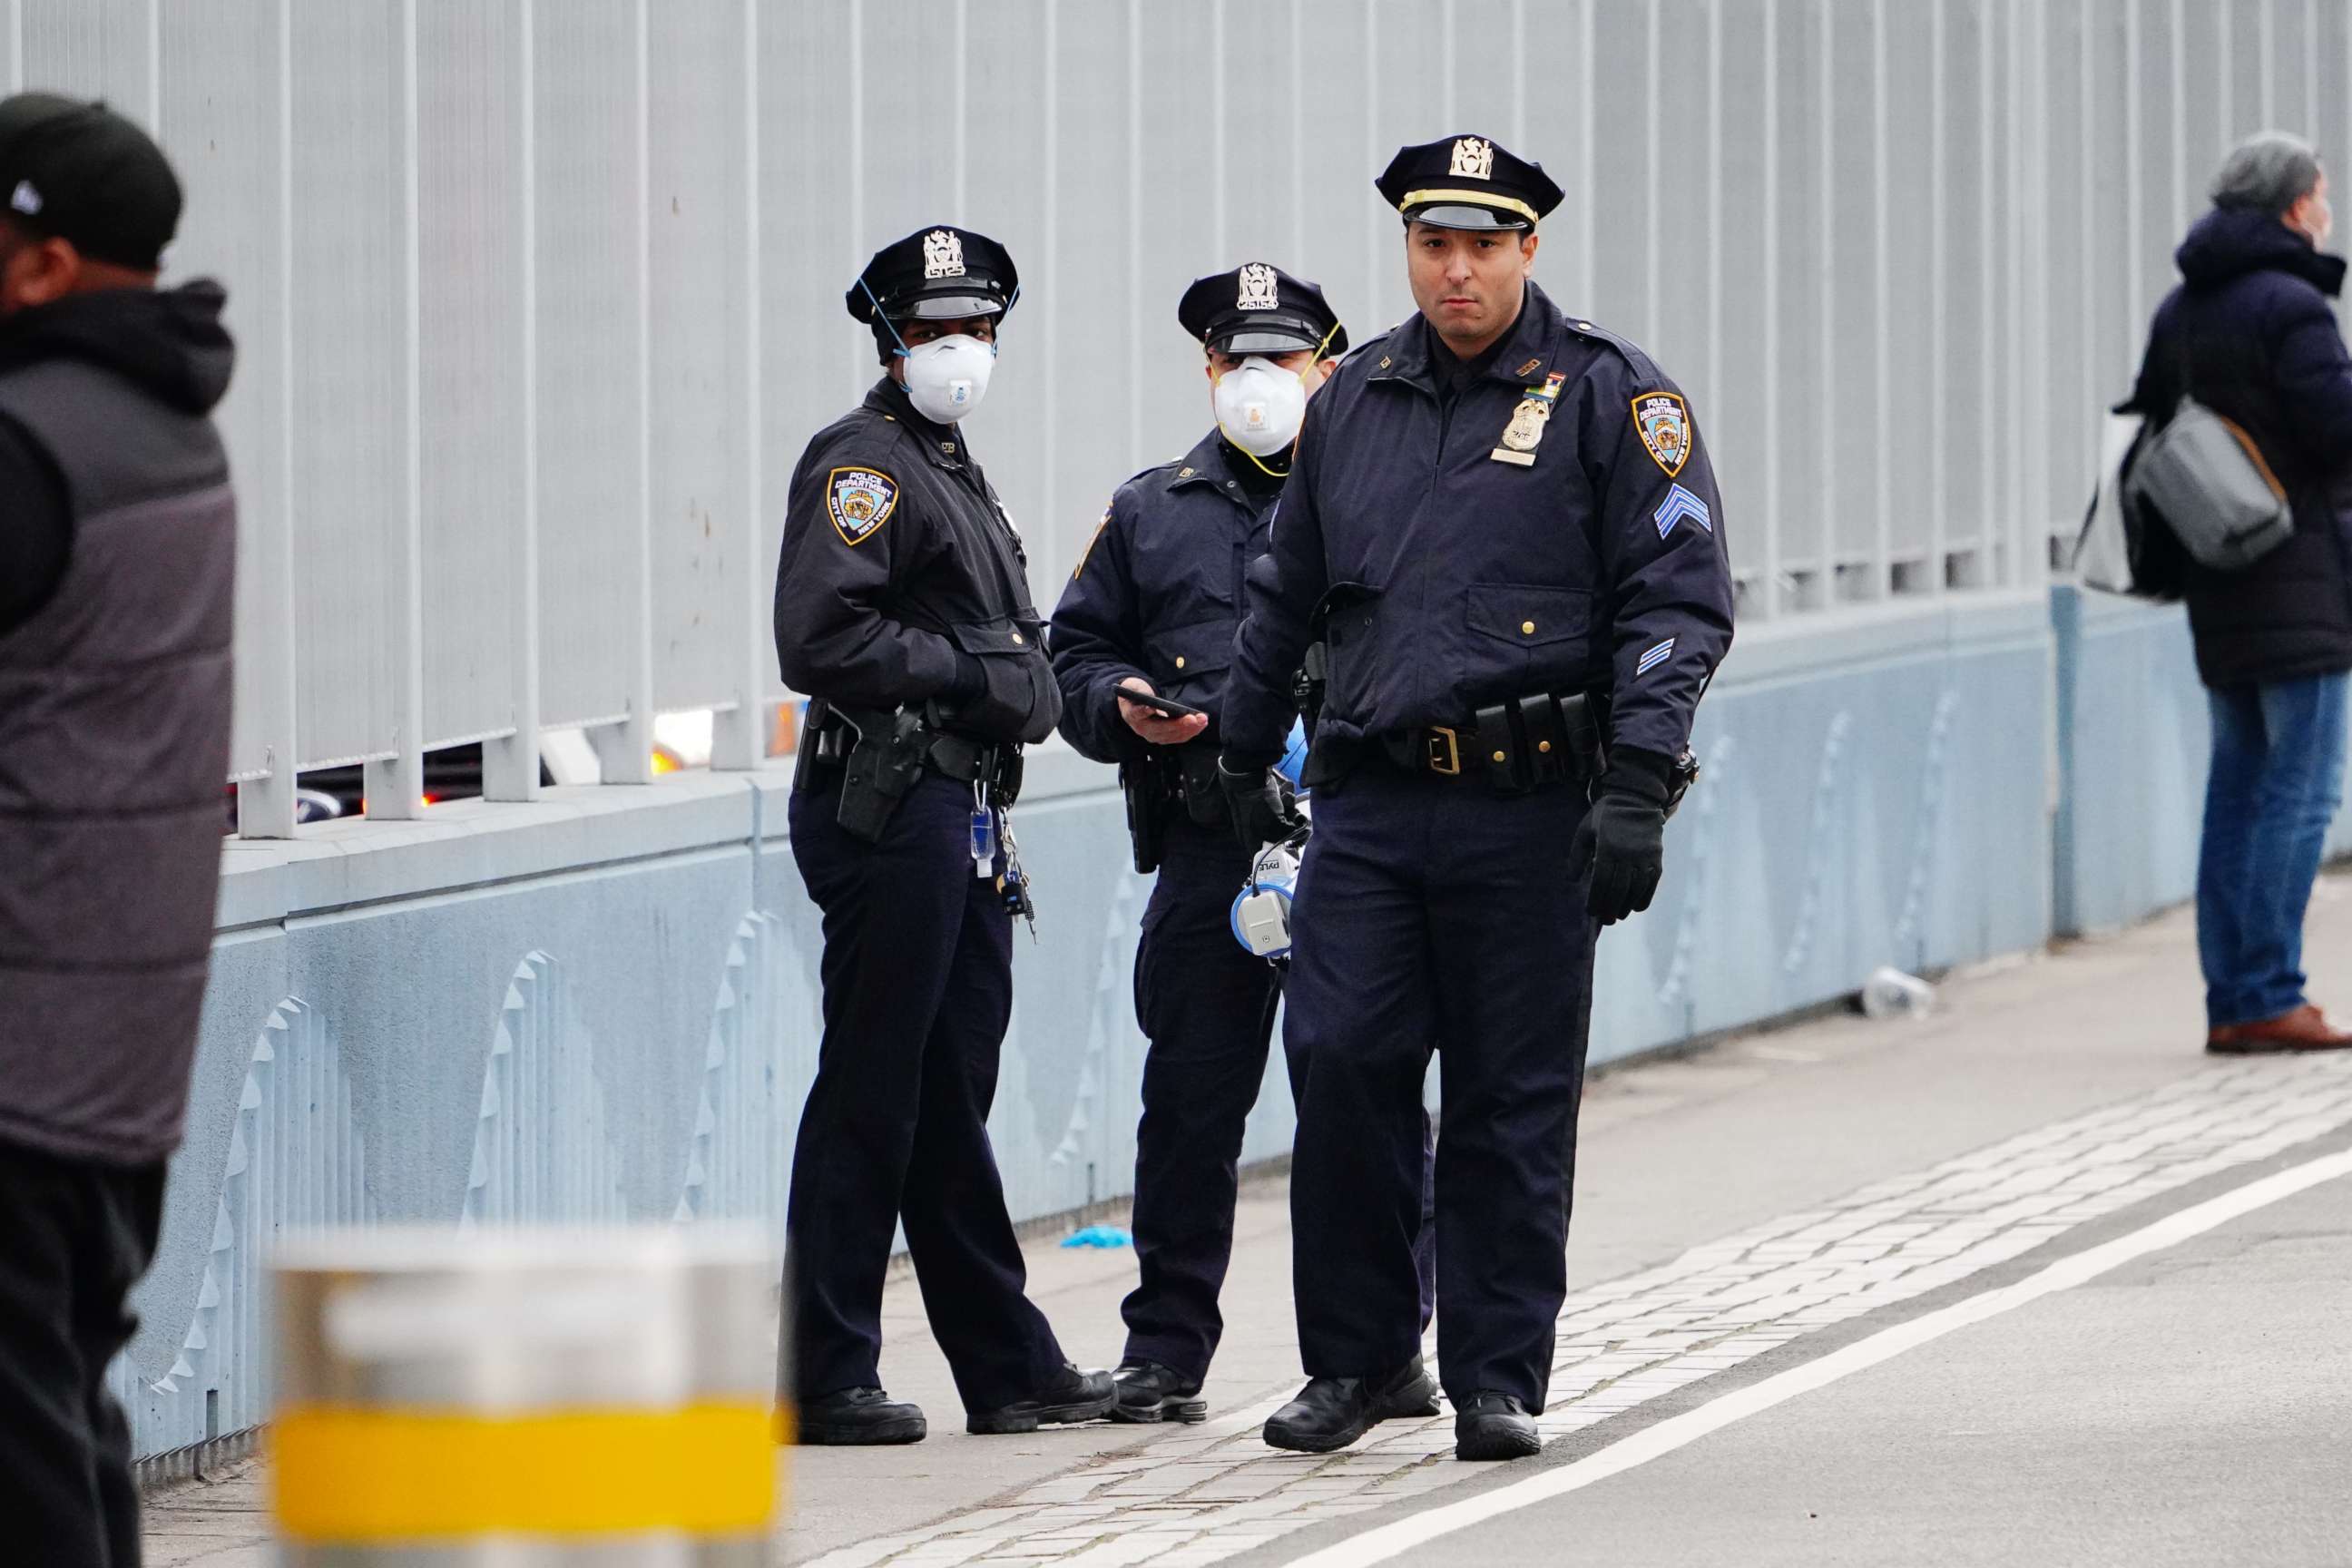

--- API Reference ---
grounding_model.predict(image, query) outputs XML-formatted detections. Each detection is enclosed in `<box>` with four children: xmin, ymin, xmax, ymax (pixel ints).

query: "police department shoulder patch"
<box><xmin>1073</xmin><ymin>505</ymin><xmax>1112</xmax><ymax>578</ymax></box>
<box><xmin>827</xmin><ymin>466</ymin><xmax>898</xmax><ymax>545</ymax></box>
<box><xmin>1632</xmin><ymin>390</ymin><xmax>1692</xmax><ymax>477</ymax></box>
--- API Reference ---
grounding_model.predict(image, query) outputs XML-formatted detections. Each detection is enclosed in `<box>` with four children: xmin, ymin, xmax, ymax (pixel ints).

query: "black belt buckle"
<box><xmin>1425</xmin><ymin>725</ymin><xmax>1462</xmax><ymax>777</ymax></box>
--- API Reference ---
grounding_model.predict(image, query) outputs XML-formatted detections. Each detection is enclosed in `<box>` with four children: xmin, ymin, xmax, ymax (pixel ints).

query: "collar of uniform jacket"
<box><xmin>1371</xmin><ymin>279</ymin><xmax>1559</xmax><ymax>396</ymax></box>
<box><xmin>861</xmin><ymin>374</ymin><xmax>971</xmax><ymax>469</ymax></box>
<box><xmin>1162</xmin><ymin>427</ymin><xmax>1260</xmax><ymax>507</ymax></box>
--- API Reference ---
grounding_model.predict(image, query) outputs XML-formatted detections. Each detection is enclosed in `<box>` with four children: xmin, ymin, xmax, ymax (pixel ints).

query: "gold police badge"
<box><xmin>1491</xmin><ymin>372</ymin><xmax>1566</xmax><ymax>467</ymax></box>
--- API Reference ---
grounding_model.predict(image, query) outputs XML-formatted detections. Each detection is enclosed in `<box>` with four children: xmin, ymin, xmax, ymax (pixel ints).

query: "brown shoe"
<box><xmin>2206</xmin><ymin>1004</ymin><xmax>2352</xmax><ymax>1054</ymax></box>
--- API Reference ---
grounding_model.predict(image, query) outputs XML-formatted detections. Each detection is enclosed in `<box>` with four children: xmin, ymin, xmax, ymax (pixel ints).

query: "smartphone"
<box><xmin>1118</xmin><ymin>688</ymin><xmax>1208</xmax><ymax>720</ymax></box>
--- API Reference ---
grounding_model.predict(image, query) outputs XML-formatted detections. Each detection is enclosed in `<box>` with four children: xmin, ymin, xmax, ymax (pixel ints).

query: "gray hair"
<box><xmin>2210</xmin><ymin>131</ymin><xmax>2324</xmax><ymax>216</ymax></box>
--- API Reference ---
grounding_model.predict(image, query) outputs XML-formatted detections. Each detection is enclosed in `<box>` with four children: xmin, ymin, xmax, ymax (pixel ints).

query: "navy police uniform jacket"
<box><xmin>1225</xmin><ymin>280</ymin><xmax>1734</xmax><ymax>764</ymax></box>
<box><xmin>774</xmin><ymin>376</ymin><xmax>1061</xmax><ymax>743</ymax></box>
<box><xmin>1048</xmin><ymin>430</ymin><xmax>1279</xmax><ymax>760</ymax></box>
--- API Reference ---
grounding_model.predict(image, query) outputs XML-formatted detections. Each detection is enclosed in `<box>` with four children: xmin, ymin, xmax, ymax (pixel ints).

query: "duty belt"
<box><xmin>1377</xmin><ymin>691</ymin><xmax>1608</xmax><ymax>795</ymax></box>
<box><xmin>810</xmin><ymin>706</ymin><xmax>1011</xmax><ymax>789</ymax></box>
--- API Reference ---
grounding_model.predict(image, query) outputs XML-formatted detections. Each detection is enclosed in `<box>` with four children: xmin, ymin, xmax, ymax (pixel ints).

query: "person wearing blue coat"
<box><xmin>1220</xmin><ymin>135</ymin><xmax>1736</xmax><ymax>1461</ymax></box>
<box><xmin>1050</xmin><ymin>265</ymin><xmax>1438</xmax><ymax>1426</ymax></box>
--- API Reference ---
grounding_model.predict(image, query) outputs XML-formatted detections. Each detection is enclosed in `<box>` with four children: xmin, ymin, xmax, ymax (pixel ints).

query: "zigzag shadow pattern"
<box><xmin>114</xmin><ymin>998</ymin><xmax>375</xmax><ymax>1462</ymax></box>
<box><xmin>461</xmin><ymin>950</ymin><xmax>628</xmax><ymax>1230</ymax></box>
<box><xmin>122</xmin><ymin>910</ymin><xmax>813</xmax><ymax>1465</ymax></box>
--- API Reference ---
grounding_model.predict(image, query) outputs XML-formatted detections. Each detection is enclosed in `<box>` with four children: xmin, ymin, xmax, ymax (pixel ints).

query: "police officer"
<box><xmin>1220</xmin><ymin>137</ymin><xmax>1736</xmax><ymax>1461</ymax></box>
<box><xmin>775</xmin><ymin>225</ymin><xmax>1113</xmax><ymax>1444</ymax></box>
<box><xmin>1052</xmin><ymin>265</ymin><xmax>1444</xmax><ymax>1425</ymax></box>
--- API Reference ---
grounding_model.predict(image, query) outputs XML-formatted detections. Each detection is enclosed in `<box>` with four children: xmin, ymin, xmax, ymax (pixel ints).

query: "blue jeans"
<box><xmin>2198</xmin><ymin>672</ymin><xmax>2349</xmax><ymax>1028</ymax></box>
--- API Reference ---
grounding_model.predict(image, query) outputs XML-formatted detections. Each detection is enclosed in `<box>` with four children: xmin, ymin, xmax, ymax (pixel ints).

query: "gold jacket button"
<box><xmin>1521</xmin><ymin>621</ymin><xmax>1536</xmax><ymax>635</ymax></box>
<box><xmin>1175</xmin><ymin>655</ymin><xmax>1187</xmax><ymax>669</ymax></box>
<box><xmin>1539</xmin><ymin>740</ymin><xmax>1553</xmax><ymax>754</ymax></box>
<box><xmin>1012</xmin><ymin>632</ymin><xmax>1025</xmax><ymax>645</ymax></box>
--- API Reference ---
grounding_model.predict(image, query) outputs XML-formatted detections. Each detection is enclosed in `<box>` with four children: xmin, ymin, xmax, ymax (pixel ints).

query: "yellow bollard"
<box><xmin>271</xmin><ymin>1227</ymin><xmax>780</xmax><ymax>1565</ymax></box>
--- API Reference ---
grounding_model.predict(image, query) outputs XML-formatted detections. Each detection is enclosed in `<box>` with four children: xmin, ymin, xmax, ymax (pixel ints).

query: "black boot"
<box><xmin>1110</xmin><ymin>1360</ymin><xmax>1209</xmax><ymax>1425</ymax></box>
<box><xmin>966</xmin><ymin>1362</ymin><xmax>1118</xmax><ymax>1435</ymax></box>
<box><xmin>795</xmin><ymin>1387</ymin><xmax>926</xmax><ymax>1446</ymax></box>
<box><xmin>1455</xmin><ymin>1391</ymin><xmax>1540</xmax><ymax>1461</ymax></box>
<box><xmin>1262</xmin><ymin>1353</ymin><xmax>1439</xmax><ymax>1454</ymax></box>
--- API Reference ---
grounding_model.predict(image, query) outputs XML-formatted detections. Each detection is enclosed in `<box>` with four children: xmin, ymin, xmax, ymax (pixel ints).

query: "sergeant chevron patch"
<box><xmin>1637</xmin><ymin>637</ymin><xmax>1676</xmax><ymax>677</ymax></box>
<box><xmin>1654</xmin><ymin>484</ymin><xmax>1712</xmax><ymax>539</ymax></box>
<box><xmin>828</xmin><ymin>466</ymin><xmax>898</xmax><ymax>546</ymax></box>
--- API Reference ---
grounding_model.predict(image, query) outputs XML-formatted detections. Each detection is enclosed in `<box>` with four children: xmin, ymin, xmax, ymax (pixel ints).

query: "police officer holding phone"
<box><xmin>775</xmin><ymin>225</ymin><xmax>1112</xmax><ymax>1445</ymax></box>
<box><xmin>1052</xmin><ymin>266</ymin><xmax>1449</xmax><ymax>1426</ymax></box>
<box><xmin>1221</xmin><ymin>137</ymin><xmax>1735</xmax><ymax>1460</ymax></box>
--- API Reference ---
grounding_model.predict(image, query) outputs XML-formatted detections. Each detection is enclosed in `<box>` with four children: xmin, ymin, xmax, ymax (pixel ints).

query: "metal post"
<box><xmin>271</xmin><ymin>1226</ymin><xmax>779</xmax><ymax>1563</ymax></box>
<box><xmin>605</xmin><ymin>0</ymin><xmax>659</xmax><ymax>787</ymax></box>
<box><xmin>368</xmin><ymin>0</ymin><xmax>429</xmax><ymax>820</ymax></box>
<box><xmin>713</xmin><ymin>0</ymin><xmax>768</xmax><ymax>774</ymax></box>
<box><xmin>486</xmin><ymin>0</ymin><xmax>544</xmax><ymax>801</ymax></box>
<box><xmin>237</xmin><ymin>0</ymin><xmax>303</xmax><ymax>839</ymax></box>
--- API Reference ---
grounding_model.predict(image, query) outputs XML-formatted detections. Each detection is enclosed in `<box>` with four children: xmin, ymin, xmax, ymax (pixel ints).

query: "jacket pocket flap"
<box><xmin>1147</xmin><ymin>616</ymin><xmax>1237</xmax><ymax>683</ymax></box>
<box><xmin>1465</xmin><ymin>583</ymin><xmax>1592</xmax><ymax>646</ymax></box>
<box><xmin>948</xmin><ymin>616</ymin><xmax>1044</xmax><ymax>657</ymax></box>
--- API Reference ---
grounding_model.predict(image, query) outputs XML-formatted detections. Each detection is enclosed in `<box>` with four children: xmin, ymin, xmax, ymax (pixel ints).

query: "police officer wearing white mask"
<box><xmin>775</xmin><ymin>225</ymin><xmax>1113</xmax><ymax>1445</ymax></box>
<box><xmin>1055</xmin><ymin>266</ymin><xmax>1451</xmax><ymax>1426</ymax></box>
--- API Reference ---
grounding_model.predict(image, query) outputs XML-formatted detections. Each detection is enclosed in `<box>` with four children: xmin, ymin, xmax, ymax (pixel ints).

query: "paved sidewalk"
<box><xmin>139</xmin><ymin>878</ymin><xmax>2352</xmax><ymax>1565</ymax></box>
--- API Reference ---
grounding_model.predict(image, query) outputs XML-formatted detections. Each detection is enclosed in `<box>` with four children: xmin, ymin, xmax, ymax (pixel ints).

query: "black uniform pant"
<box><xmin>1125</xmin><ymin>818</ymin><xmax>1438</xmax><ymax>1385</ymax></box>
<box><xmin>785</xmin><ymin>768</ymin><xmax>1063</xmax><ymax>1413</ymax></box>
<box><xmin>0</xmin><ymin>1139</ymin><xmax>163</xmax><ymax>1568</ymax></box>
<box><xmin>1284</xmin><ymin>761</ymin><xmax>1596</xmax><ymax>1410</ymax></box>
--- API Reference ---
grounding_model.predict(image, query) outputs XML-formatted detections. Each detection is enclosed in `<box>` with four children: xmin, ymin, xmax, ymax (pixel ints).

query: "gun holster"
<box><xmin>834</xmin><ymin>708</ymin><xmax>929</xmax><ymax>843</ymax></box>
<box><xmin>1121</xmin><ymin>754</ymin><xmax>1177</xmax><ymax>875</ymax></box>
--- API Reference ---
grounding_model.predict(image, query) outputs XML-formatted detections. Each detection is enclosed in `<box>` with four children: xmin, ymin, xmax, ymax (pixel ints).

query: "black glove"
<box><xmin>1217</xmin><ymin>750</ymin><xmax>1289</xmax><ymax>851</ymax></box>
<box><xmin>1567</xmin><ymin>746</ymin><xmax>1676</xmax><ymax>925</ymax></box>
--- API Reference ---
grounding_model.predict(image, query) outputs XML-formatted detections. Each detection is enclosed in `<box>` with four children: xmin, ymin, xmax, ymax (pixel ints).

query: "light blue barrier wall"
<box><xmin>125</xmin><ymin>593</ymin><xmax>2055</xmax><ymax>1465</ymax></box>
<box><xmin>2051</xmin><ymin>583</ymin><xmax>2352</xmax><ymax>937</ymax></box>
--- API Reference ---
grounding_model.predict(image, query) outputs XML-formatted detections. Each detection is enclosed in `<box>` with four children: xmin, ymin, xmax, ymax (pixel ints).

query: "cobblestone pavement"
<box><xmin>797</xmin><ymin>1051</ymin><xmax>2352</xmax><ymax>1568</ymax></box>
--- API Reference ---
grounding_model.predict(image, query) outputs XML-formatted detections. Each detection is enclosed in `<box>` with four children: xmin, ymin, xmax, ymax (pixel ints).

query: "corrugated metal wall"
<box><xmin>9</xmin><ymin>1</ymin><xmax>2344</xmax><ymax>828</ymax></box>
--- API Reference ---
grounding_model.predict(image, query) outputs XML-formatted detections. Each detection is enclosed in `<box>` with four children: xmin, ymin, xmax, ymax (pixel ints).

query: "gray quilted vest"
<box><xmin>0</xmin><ymin>346</ymin><xmax>236</xmax><ymax>1165</ymax></box>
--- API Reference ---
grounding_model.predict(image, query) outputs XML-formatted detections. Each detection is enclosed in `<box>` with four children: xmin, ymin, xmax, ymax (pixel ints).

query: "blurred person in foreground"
<box><xmin>2124</xmin><ymin>130</ymin><xmax>2352</xmax><ymax>1055</ymax></box>
<box><xmin>0</xmin><ymin>93</ymin><xmax>237</xmax><ymax>1563</ymax></box>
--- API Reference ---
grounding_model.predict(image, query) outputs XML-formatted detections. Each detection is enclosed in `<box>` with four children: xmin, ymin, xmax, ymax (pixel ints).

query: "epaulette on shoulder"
<box><xmin>1555</xmin><ymin>311</ymin><xmax>1668</xmax><ymax>387</ymax></box>
<box><xmin>1117</xmin><ymin>455</ymin><xmax>1191</xmax><ymax>499</ymax></box>
<box><xmin>815</xmin><ymin>400</ymin><xmax>916</xmax><ymax>460</ymax></box>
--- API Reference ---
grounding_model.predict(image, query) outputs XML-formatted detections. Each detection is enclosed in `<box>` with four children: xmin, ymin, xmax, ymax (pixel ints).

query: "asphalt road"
<box><xmin>142</xmin><ymin>878</ymin><xmax>2352</xmax><ymax>1566</ymax></box>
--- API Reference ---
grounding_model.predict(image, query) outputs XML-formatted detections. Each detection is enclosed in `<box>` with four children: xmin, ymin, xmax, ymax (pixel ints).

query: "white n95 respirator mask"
<box><xmin>1214</xmin><ymin>357</ymin><xmax>1308</xmax><ymax>456</ymax></box>
<box><xmin>901</xmin><ymin>334</ymin><xmax>995</xmax><ymax>424</ymax></box>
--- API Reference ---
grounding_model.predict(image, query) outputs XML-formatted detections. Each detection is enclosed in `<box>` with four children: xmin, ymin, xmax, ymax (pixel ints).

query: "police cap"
<box><xmin>0</xmin><ymin>92</ymin><xmax>181</xmax><ymax>270</ymax></box>
<box><xmin>845</xmin><ymin>224</ymin><xmax>1019</xmax><ymax>325</ymax></box>
<box><xmin>1375</xmin><ymin>133</ymin><xmax>1563</xmax><ymax>231</ymax></box>
<box><xmin>1177</xmin><ymin>262</ymin><xmax>1348</xmax><ymax>359</ymax></box>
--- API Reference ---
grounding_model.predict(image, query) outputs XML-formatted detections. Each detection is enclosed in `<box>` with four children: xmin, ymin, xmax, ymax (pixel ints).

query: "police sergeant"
<box><xmin>1049</xmin><ymin>266</ymin><xmax>1438</xmax><ymax>1425</ymax></box>
<box><xmin>1220</xmin><ymin>137</ymin><xmax>1737</xmax><ymax>1460</ymax></box>
<box><xmin>773</xmin><ymin>225</ymin><xmax>1113</xmax><ymax>1444</ymax></box>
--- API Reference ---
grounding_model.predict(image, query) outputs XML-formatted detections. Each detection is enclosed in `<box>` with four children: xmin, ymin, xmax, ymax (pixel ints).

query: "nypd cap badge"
<box><xmin>828</xmin><ymin>466</ymin><xmax>899</xmax><ymax>545</ymax></box>
<box><xmin>1632</xmin><ymin>391</ymin><xmax>1692</xmax><ymax>477</ymax></box>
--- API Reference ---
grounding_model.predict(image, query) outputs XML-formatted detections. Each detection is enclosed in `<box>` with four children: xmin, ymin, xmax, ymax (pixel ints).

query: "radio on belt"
<box><xmin>1231</xmin><ymin>838</ymin><xmax>1302</xmax><ymax>960</ymax></box>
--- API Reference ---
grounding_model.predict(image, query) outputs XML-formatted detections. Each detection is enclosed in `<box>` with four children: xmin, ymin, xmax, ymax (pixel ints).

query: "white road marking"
<box><xmin>798</xmin><ymin>1057</ymin><xmax>2352</xmax><ymax>1567</ymax></box>
<box><xmin>1283</xmin><ymin>1148</ymin><xmax>2352</xmax><ymax>1567</ymax></box>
